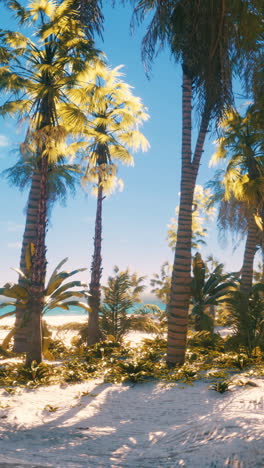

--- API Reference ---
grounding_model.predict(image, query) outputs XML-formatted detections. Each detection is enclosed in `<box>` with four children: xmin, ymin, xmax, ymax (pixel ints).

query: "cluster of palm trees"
<box><xmin>0</xmin><ymin>0</ymin><xmax>263</xmax><ymax>367</ymax></box>
<box><xmin>131</xmin><ymin>0</ymin><xmax>263</xmax><ymax>365</ymax></box>
<box><xmin>0</xmin><ymin>0</ymin><xmax>148</xmax><ymax>364</ymax></box>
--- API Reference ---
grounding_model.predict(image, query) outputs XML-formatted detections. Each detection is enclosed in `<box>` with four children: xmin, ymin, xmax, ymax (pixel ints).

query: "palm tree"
<box><xmin>190</xmin><ymin>252</ymin><xmax>237</xmax><ymax>332</ymax></box>
<box><xmin>210</xmin><ymin>107</ymin><xmax>264</xmax><ymax>294</ymax></box>
<box><xmin>68</xmin><ymin>64</ymin><xmax>149</xmax><ymax>345</ymax></box>
<box><xmin>71</xmin><ymin>0</ymin><xmax>104</xmax><ymax>39</ymax></box>
<box><xmin>2</xmin><ymin>139</ymin><xmax>80</xmax><ymax>352</ymax></box>
<box><xmin>132</xmin><ymin>0</ymin><xmax>262</xmax><ymax>365</ymax></box>
<box><xmin>208</xmin><ymin>106</ymin><xmax>264</xmax><ymax>353</ymax></box>
<box><xmin>0</xmin><ymin>256</ymin><xmax>90</xmax><ymax>353</ymax></box>
<box><xmin>0</xmin><ymin>0</ymin><xmax>99</xmax><ymax>364</ymax></box>
<box><xmin>100</xmin><ymin>266</ymin><xmax>159</xmax><ymax>340</ymax></box>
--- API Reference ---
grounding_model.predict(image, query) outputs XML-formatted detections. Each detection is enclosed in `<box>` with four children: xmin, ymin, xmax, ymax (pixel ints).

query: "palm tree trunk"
<box><xmin>13</xmin><ymin>169</ymin><xmax>41</xmax><ymax>353</ymax></box>
<box><xmin>87</xmin><ymin>181</ymin><xmax>103</xmax><ymax>345</ymax></box>
<box><xmin>241</xmin><ymin>217</ymin><xmax>259</xmax><ymax>294</ymax></box>
<box><xmin>166</xmin><ymin>68</ymin><xmax>210</xmax><ymax>366</ymax></box>
<box><xmin>238</xmin><ymin>217</ymin><xmax>258</xmax><ymax>357</ymax></box>
<box><xmin>25</xmin><ymin>155</ymin><xmax>48</xmax><ymax>365</ymax></box>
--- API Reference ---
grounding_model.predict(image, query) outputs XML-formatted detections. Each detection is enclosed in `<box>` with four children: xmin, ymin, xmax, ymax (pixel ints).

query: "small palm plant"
<box><xmin>225</xmin><ymin>283</ymin><xmax>264</xmax><ymax>357</ymax></box>
<box><xmin>190</xmin><ymin>252</ymin><xmax>238</xmax><ymax>332</ymax></box>
<box><xmin>0</xmin><ymin>252</ymin><xmax>90</xmax><ymax>365</ymax></box>
<box><xmin>210</xmin><ymin>380</ymin><xmax>230</xmax><ymax>394</ymax></box>
<box><xmin>100</xmin><ymin>266</ymin><xmax>159</xmax><ymax>341</ymax></box>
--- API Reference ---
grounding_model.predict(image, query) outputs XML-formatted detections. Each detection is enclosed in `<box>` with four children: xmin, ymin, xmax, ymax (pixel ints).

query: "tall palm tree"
<box><xmin>209</xmin><ymin>106</ymin><xmax>264</xmax><ymax>295</ymax></box>
<box><xmin>0</xmin><ymin>0</ymin><xmax>99</xmax><ymax>364</ymax></box>
<box><xmin>67</xmin><ymin>64</ymin><xmax>149</xmax><ymax>345</ymax></box>
<box><xmin>132</xmin><ymin>0</ymin><xmax>262</xmax><ymax>365</ymax></box>
<box><xmin>2</xmin><ymin>139</ymin><xmax>80</xmax><ymax>352</ymax></box>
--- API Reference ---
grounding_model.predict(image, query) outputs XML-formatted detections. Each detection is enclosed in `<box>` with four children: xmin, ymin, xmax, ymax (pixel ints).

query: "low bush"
<box><xmin>62</xmin><ymin>359</ymin><xmax>97</xmax><ymax>383</ymax></box>
<box><xmin>104</xmin><ymin>359</ymin><xmax>155</xmax><ymax>384</ymax></box>
<box><xmin>210</xmin><ymin>380</ymin><xmax>230</xmax><ymax>393</ymax></box>
<box><xmin>138</xmin><ymin>337</ymin><xmax>167</xmax><ymax>362</ymax></box>
<box><xmin>187</xmin><ymin>331</ymin><xmax>224</xmax><ymax>351</ymax></box>
<box><xmin>85</xmin><ymin>338</ymin><xmax>130</xmax><ymax>361</ymax></box>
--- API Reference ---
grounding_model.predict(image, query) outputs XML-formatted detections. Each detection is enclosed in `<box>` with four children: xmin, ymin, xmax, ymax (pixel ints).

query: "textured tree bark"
<box><xmin>13</xmin><ymin>169</ymin><xmax>41</xmax><ymax>353</ymax></box>
<box><xmin>240</xmin><ymin>217</ymin><xmax>258</xmax><ymax>294</ymax></box>
<box><xmin>25</xmin><ymin>297</ymin><xmax>43</xmax><ymax>366</ymax></box>
<box><xmin>25</xmin><ymin>154</ymin><xmax>48</xmax><ymax>365</ymax></box>
<box><xmin>166</xmin><ymin>68</ymin><xmax>210</xmax><ymax>366</ymax></box>
<box><xmin>87</xmin><ymin>181</ymin><xmax>103</xmax><ymax>345</ymax></box>
<box><xmin>237</xmin><ymin>217</ymin><xmax>259</xmax><ymax>357</ymax></box>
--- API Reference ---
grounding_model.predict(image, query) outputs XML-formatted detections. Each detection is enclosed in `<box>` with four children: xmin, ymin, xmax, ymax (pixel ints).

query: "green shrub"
<box><xmin>85</xmin><ymin>338</ymin><xmax>129</xmax><ymax>361</ymax></box>
<box><xmin>210</xmin><ymin>380</ymin><xmax>230</xmax><ymax>393</ymax></box>
<box><xmin>62</xmin><ymin>359</ymin><xmax>94</xmax><ymax>383</ymax></box>
<box><xmin>103</xmin><ymin>359</ymin><xmax>154</xmax><ymax>384</ymax></box>
<box><xmin>0</xmin><ymin>365</ymin><xmax>8</xmax><ymax>380</ymax></box>
<box><xmin>180</xmin><ymin>366</ymin><xmax>197</xmax><ymax>380</ymax></box>
<box><xmin>47</xmin><ymin>338</ymin><xmax>68</xmax><ymax>359</ymax></box>
<box><xmin>207</xmin><ymin>370</ymin><xmax>229</xmax><ymax>379</ymax></box>
<box><xmin>187</xmin><ymin>331</ymin><xmax>224</xmax><ymax>350</ymax></box>
<box><xmin>139</xmin><ymin>337</ymin><xmax>167</xmax><ymax>362</ymax></box>
<box><xmin>225</xmin><ymin>286</ymin><xmax>264</xmax><ymax>356</ymax></box>
<box><xmin>15</xmin><ymin>361</ymin><xmax>52</xmax><ymax>386</ymax></box>
<box><xmin>117</xmin><ymin>360</ymin><xmax>154</xmax><ymax>383</ymax></box>
<box><xmin>212</xmin><ymin>352</ymin><xmax>253</xmax><ymax>369</ymax></box>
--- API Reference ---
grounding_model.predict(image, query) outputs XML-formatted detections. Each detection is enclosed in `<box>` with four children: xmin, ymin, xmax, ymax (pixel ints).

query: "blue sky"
<box><xmin>0</xmin><ymin>1</ymin><xmax>248</xmax><ymax>293</ymax></box>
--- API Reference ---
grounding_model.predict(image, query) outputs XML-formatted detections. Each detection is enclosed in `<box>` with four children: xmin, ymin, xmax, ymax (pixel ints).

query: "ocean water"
<box><xmin>0</xmin><ymin>300</ymin><xmax>165</xmax><ymax>318</ymax></box>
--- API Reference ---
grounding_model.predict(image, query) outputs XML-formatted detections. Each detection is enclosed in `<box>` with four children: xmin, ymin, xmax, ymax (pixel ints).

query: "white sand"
<box><xmin>0</xmin><ymin>315</ymin><xmax>263</xmax><ymax>467</ymax></box>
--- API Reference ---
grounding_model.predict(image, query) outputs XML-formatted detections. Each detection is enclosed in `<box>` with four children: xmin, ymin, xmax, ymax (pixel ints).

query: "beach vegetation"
<box><xmin>150</xmin><ymin>262</ymin><xmax>172</xmax><ymax>307</ymax></box>
<box><xmin>0</xmin><ymin>1</ymin><xmax>264</xmax><ymax>405</ymax></box>
<box><xmin>2</xmin><ymin>145</ymin><xmax>81</xmax><ymax>355</ymax></box>
<box><xmin>187</xmin><ymin>331</ymin><xmax>225</xmax><ymax>352</ymax></box>
<box><xmin>99</xmin><ymin>266</ymin><xmax>160</xmax><ymax>340</ymax></box>
<box><xmin>209</xmin><ymin>106</ymin><xmax>264</xmax><ymax>296</ymax></box>
<box><xmin>132</xmin><ymin>0</ymin><xmax>263</xmax><ymax>367</ymax></box>
<box><xmin>0</xmin><ymin>331</ymin><xmax>263</xmax><ymax>389</ymax></box>
<box><xmin>0</xmin><ymin>0</ymin><xmax>100</xmax><ymax>365</ymax></box>
<box><xmin>73</xmin><ymin>65</ymin><xmax>149</xmax><ymax>345</ymax></box>
<box><xmin>210</xmin><ymin>380</ymin><xmax>230</xmax><ymax>394</ymax></box>
<box><xmin>190</xmin><ymin>252</ymin><xmax>238</xmax><ymax>332</ymax></box>
<box><xmin>0</xmin><ymin>256</ymin><xmax>90</xmax><ymax>360</ymax></box>
<box><xmin>224</xmin><ymin>283</ymin><xmax>264</xmax><ymax>357</ymax></box>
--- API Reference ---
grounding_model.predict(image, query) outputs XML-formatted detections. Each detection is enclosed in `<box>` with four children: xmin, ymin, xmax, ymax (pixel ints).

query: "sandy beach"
<box><xmin>0</xmin><ymin>315</ymin><xmax>263</xmax><ymax>467</ymax></box>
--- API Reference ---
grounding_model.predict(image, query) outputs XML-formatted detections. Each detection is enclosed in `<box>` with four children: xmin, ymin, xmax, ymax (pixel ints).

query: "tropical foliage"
<box><xmin>190</xmin><ymin>252</ymin><xmax>238</xmax><ymax>332</ymax></box>
<box><xmin>0</xmin><ymin>0</ymin><xmax>263</xmax><ymax>374</ymax></box>
<box><xmin>69</xmin><ymin>64</ymin><xmax>149</xmax><ymax>344</ymax></box>
<box><xmin>3</xmin><ymin>143</ymin><xmax>80</xmax><ymax>213</ymax></box>
<box><xmin>225</xmin><ymin>283</ymin><xmax>264</xmax><ymax>357</ymax></box>
<box><xmin>132</xmin><ymin>0</ymin><xmax>262</xmax><ymax>366</ymax></box>
<box><xmin>0</xmin><ymin>255</ymin><xmax>90</xmax><ymax>363</ymax></box>
<box><xmin>0</xmin><ymin>0</ymin><xmax>100</xmax><ymax>363</ymax></box>
<box><xmin>100</xmin><ymin>266</ymin><xmax>159</xmax><ymax>340</ymax></box>
<box><xmin>0</xmin><ymin>256</ymin><xmax>90</xmax><ymax>319</ymax></box>
<box><xmin>208</xmin><ymin>105</ymin><xmax>264</xmax><ymax>352</ymax></box>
